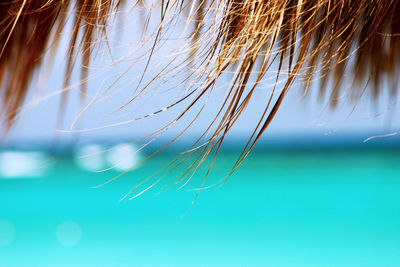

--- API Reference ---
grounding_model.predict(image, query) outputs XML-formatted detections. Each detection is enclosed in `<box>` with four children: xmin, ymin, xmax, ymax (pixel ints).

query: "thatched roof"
<box><xmin>1</xmin><ymin>1</ymin><xmax>399</xmax><ymax>183</ymax></box>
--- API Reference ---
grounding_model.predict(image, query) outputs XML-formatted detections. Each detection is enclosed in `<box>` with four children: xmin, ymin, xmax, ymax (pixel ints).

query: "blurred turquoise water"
<box><xmin>1</xmin><ymin>147</ymin><xmax>400</xmax><ymax>267</ymax></box>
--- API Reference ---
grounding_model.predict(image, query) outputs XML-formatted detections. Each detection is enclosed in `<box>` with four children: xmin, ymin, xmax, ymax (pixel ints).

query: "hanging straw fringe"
<box><xmin>1</xmin><ymin>1</ymin><xmax>399</xmax><ymax>189</ymax></box>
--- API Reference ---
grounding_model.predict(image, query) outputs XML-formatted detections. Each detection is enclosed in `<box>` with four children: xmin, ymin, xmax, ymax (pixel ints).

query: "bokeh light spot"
<box><xmin>56</xmin><ymin>221</ymin><xmax>82</xmax><ymax>247</ymax></box>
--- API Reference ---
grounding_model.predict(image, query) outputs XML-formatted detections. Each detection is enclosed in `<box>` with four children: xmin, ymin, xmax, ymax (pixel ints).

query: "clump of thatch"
<box><xmin>0</xmin><ymin>0</ymin><xmax>123</xmax><ymax>127</ymax></box>
<box><xmin>1</xmin><ymin>0</ymin><xmax>399</xmax><ymax>124</ymax></box>
<box><xmin>1</xmin><ymin>0</ymin><xmax>400</xmax><ymax>193</ymax></box>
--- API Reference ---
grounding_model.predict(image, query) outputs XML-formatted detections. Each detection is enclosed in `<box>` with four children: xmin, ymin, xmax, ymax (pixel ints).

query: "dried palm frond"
<box><xmin>1</xmin><ymin>0</ymin><xmax>399</xmax><ymax>193</ymax></box>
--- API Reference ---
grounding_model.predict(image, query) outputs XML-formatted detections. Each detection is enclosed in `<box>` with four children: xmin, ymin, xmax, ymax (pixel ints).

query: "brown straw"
<box><xmin>1</xmin><ymin>1</ymin><xmax>399</xmax><ymax>189</ymax></box>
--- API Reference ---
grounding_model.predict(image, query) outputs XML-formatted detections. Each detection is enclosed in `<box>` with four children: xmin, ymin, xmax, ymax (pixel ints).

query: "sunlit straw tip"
<box><xmin>363</xmin><ymin>132</ymin><xmax>400</xmax><ymax>143</ymax></box>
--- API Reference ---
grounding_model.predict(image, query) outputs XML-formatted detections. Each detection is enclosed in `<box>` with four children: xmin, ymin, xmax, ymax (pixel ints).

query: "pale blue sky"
<box><xmin>5</xmin><ymin>8</ymin><xmax>400</xmax><ymax>144</ymax></box>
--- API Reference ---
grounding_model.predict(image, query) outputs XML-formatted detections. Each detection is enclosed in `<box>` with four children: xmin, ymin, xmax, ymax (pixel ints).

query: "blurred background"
<box><xmin>1</xmin><ymin>5</ymin><xmax>400</xmax><ymax>267</ymax></box>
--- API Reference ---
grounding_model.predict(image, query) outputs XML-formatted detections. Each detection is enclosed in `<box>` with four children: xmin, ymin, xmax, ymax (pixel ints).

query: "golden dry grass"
<box><xmin>1</xmin><ymin>0</ymin><xmax>399</xmax><ymax>194</ymax></box>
